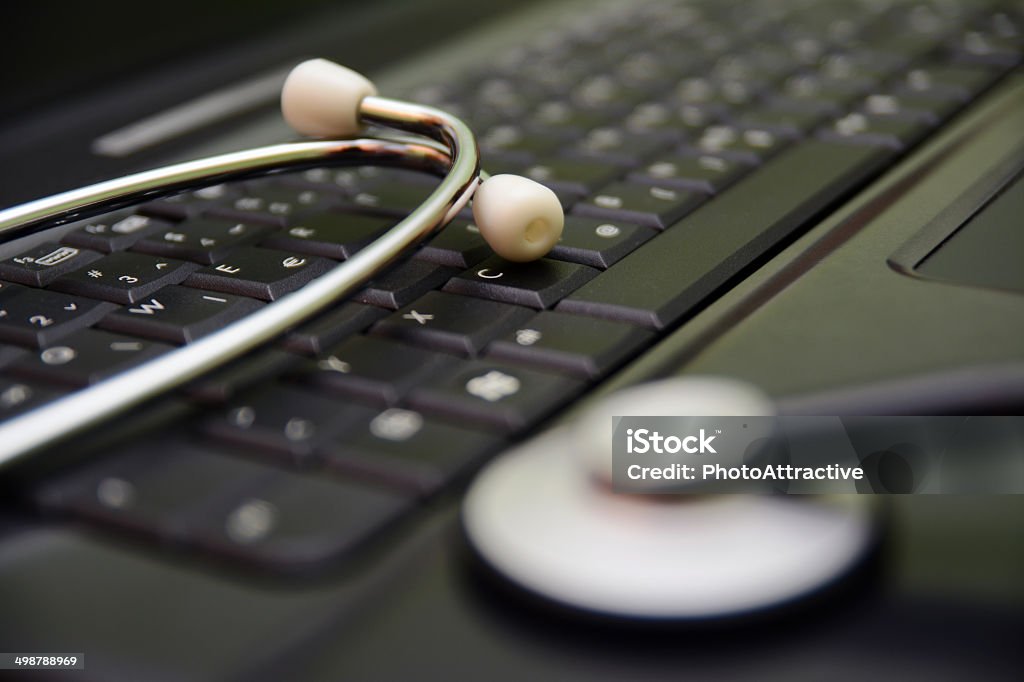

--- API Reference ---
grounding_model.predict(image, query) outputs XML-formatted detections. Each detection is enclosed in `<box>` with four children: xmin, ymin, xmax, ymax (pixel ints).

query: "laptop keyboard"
<box><xmin>3</xmin><ymin>0</ymin><xmax>1020</xmax><ymax>574</ymax></box>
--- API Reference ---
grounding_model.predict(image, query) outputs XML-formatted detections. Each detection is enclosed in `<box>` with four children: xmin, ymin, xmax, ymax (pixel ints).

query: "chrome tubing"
<box><xmin>0</xmin><ymin>96</ymin><xmax>481</xmax><ymax>466</ymax></box>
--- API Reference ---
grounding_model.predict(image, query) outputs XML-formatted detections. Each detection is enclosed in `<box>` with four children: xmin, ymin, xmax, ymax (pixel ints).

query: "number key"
<box><xmin>50</xmin><ymin>252</ymin><xmax>198</xmax><ymax>304</ymax></box>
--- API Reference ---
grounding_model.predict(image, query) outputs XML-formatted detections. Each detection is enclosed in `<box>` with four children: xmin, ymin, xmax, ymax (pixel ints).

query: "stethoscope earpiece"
<box><xmin>472</xmin><ymin>174</ymin><xmax>564</xmax><ymax>262</ymax></box>
<box><xmin>281</xmin><ymin>58</ymin><xmax>378</xmax><ymax>138</ymax></box>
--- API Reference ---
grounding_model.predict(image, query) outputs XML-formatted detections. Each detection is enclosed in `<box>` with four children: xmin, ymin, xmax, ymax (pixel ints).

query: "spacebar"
<box><xmin>556</xmin><ymin>141</ymin><xmax>894</xmax><ymax>329</ymax></box>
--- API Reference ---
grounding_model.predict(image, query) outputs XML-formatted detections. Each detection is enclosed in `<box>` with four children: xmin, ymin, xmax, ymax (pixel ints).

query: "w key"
<box><xmin>99</xmin><ymin>286</ymin><xmax>263</xmax><ymax>344</ymax></box>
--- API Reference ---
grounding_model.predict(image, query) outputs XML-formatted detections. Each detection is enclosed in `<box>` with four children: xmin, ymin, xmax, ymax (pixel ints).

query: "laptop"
<box><xmin>1</xmin><ymin>0</ymin><xmax>1022</xmax><ymax>678</ymax></box>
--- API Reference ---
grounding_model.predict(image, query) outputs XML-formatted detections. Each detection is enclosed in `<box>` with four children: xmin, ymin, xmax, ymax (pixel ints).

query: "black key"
<box><xmin>50</xmin><ymin>252</ymin><xmax>198</xmax><ymax>305</ymax></box>
<box><xmin>487</xmin><ymin>311</ymin><xmax>654</xmax><ymax>379</ymax></box>
<box><xmin>0</xmin><ymin>378</ymin><xmax>64</xmax><ymax>419</ymax></box>
<box><xmin>281</xmin><ymin>302</ymin><xmax>388</xmax><ymax>356</ymax></box>
<box><xmin>184</xmin><ymin>348</ymin><xmax>300</xmax><ymax>404</ymax></box>
<box><xmin>443</xmin><ymin>256</ymin><xmax>598</xmax><ymax>309</ymax></box>
<box><xmin>62</xmin><ymin>212</ymin><xmax>172</xmax><ymax>253</ymax></box>
<box><xmin>548</xmin><ymin>217</ymin><xmax>655</xmax><ymax>269</ymax></box>
<box><xmin>322</xmin><ymin>408</ymin><xmax>502</xmax><ymax>495</ymax></box>
<box><xmin>0</xmin><ymin>343</ymin><xmax>27</xmax><ymax>370</ymax></box>
<box><xmin>354</xmin><ymin>259</ymin><xmax>458</xmax><ymax>310</ymax></box>
<box><xmin>191</xmin><ymin>469</ymin><xmax>413</xmax><ymax>573</ymax></box>
<box><xmin>558</xmin><ymin>141</ymin><xmax>894</xmax><ymax>329</ymax></box>
<box><xmin>298</xmin><ymin>335</ymin><xmax>456</xmax><ymax>406</ymax></box>
<box><xmin>207</xmin><ymin>183</ymin><xmax>330</xmax><ymax>225</ymax></box>
<box><xmin>138</xmin><ymin>184</ymin><xmax>238</xmax><ymax>220</ymax></box>
<box><xmin>35</xmin><ymin>440</ymin><xmax>274</xmax><ymax>542</ymax></box>
<box><xmin>334</xmin><ymin>181</ymin><xmax>436</xmax><ymax>219</ymax></box>
<box><xmin>623</xmin><ymin>101</ymin><xmax>718</xmax><ymax>138</ymax></box>
<box><xmin>566</xmin><ymin>128</ymin><xmax>666</xmax><ymax>165</ymax></box>
<box><xmin>894</xmin><ymin>66</ymin><xmax>1000</xmax><ymax>102</ymax></box>
<box><xmin>732</xmin><ymin>108</ymin><xmax>826</xmax><ymax>138</ymax></box>
<box><xmin>261</xmin><ymin>212</ymin><xmax>394</xmax><ymax>259</ymax></box>
<box><xmin>818</xmin><ymin>112</ymin><xmax>931</xmax><ymax>150</ymax></box>
<box><xmin>860</xmin><ymin>93</ymin><xmax>960</xmax><ymax>125</ymax></box>
<box><xmin>0</xmin><ymin>289</ymin><xmax>115</xmax><ymax>347</ymax></box>
<box><xmin>0</xmin><ymin>243</ymin><xmax>101</xmax><ymax>287</ymax></box>
<box><xmin>629</xmin><ymin>154</ymin><xmax>749</xmax><ymax>194</ymax></box>
<box><xmin>204</xmin><ymin>384</ymin><xmax>375</xmax><ymax>463</ymax></box>
<box><xmin>371</xmin><ymin>291</ymin><xmax>533</xmax><ymax>356</ymax></box>
<box><xmin>98</xmin><ymin>285</ymin><xmax>263</xmax><ymax>344</ymax></box>
<box><xmin>407</xmin><ymin>360</ymin><xmax>585</xmax><ymax>432</ymax></box>
<box><xmin>573</xmin><ymin>181</ymin><xmax>705</xmax><ymax>230</ymax></box>
<box><xmin>478</xmin><ymin>125</ymin><xmax>569</xmax><ymax>162</ymax></box>
<box><xmin>688</xmin><ymin>125</ymin><xmax>789</xmax><ymax>164</ymax></box>
<box><xmin>132</xmin><ymin>217</ymin><xmax>272</xmax><ymax>264</ymax></box>
<box><xmin>520</xmin><ymin>157</ymin><xmax>624</xmax><ymax>196</ymax></box>
<box><xmin>9</xmin><ymin>329</ymin><xmax>173</xmax><ymax>387</ymax></box>
<box><xmin>415</xmin><ymin>220</ymin><xmax>492</xmax><ymax>268</ymax></box>
<box><xmin>184</xmin><ymin>247</ymin><xmax>333</xmax><ymax>301</ymax></box>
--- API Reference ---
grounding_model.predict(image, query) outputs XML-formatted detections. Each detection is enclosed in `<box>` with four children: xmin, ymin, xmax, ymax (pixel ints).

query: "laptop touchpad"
<box><xmin>916</xmin><ymin>170</ymin><xmax>1024</xmax><ymax>294</ymax></box>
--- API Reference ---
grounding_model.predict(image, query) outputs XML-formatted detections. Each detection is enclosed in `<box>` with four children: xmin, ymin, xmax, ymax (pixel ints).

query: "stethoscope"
<box><xmin>0</xmin><ymin>59</ymin><xmax>563</xmax><ymax>464</ymax></box>
<box><xmin>0</xmin><ymin>59</ymin><xmax>878</xmax><ymax>621</ymax></box>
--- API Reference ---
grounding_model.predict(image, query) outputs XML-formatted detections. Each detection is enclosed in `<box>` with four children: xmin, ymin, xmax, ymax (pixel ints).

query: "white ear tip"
<box><xmin>281</xmin><ymin>59</ymin><xmax>377</xmax><ymax>138</ymax></box>
<box><xmin>472</xmin><ymin>175</ymin><xmax>564</xmax><ymax>262</ymax></box>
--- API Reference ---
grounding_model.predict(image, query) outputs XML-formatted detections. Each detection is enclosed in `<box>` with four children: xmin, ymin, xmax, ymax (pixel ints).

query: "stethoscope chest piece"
<box><xmin>462</xmin><ymin>377</ymin><xmax>880</xmax><ymax>620</ymax></box>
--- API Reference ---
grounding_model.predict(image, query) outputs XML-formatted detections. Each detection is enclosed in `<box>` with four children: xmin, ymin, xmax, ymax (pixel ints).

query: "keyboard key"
<box><xmin>62</xmin><ymin>213</ymin><xmax>172</xmax><ymax>253</ymax></box>
<box><xmin>281</xmin><ymin>302</ymin><xmax>388</xmax><ymax>356</ymax></box>
<box><xmin>629</xmin><ymin>154</ymin><xmax>749</xmax><ymax>194</ymax></box>
<box><xmin>98</xmin><ymin>285</ymin><xmax>263</xmax><ymax>344</ymax></box>
<box><xmin>371</xmin><ymin>291</ymin><xmax>533</xmax><ymax>356</ymax></box>
<box><xmin>334</xmin><ymin>181</ymin><xmax>436</xmax><ymax>219</ymax></box>
<box><xmin>321</xmin><ymin>409</ymin><xmax>503</xmax><ymax>495</ymax></box>
<box><xmin>184</xmin><ymin>349</ymin><xmax>300</xmax><ymax>404</ymax></box>
<box><xmin>860</xmin><ymin>93</ymin><xmax>960</xmax><ymax>125</ymax></box>
<box><xmin>548</xmin><ymin>217</ymin><xmax>656</xmax><ymax>269</ymax></box>
<box><xmin>0</xmin><ymin>343</ymin><xmax>28</xmax><ymax>370</ymax></box>
<box><xmin>894</xmin><ymin>65</ymin><xmax>1000</xmax><ymax>102</ymax></box>
<box><xmin>261</xmin><ymin>212</ymin><xmax>394</xmax><ymax>259</ymax></box>
<box><xmin>184</xmin><ymin>247</ymin><xmax>333</xmax><ymax>301</ymax></box>
<box><xmin>204</xmin><ymin>384</ymin><xmax>375</xmax><ymax>463</ymax></box>
<box><xmin>521</xmin><ymin>157</ymin><xmax>624</xmax><ymax>196</ymax></box>
<box><xmin>559</xmin><ymin>141</ymin><xmax>894</xmax><ymax>328</ymax></box>
<box><xmin>443</xmin><ymin>256</ymin><xmax>598</xmax><ymax>309</ymax></box>
<box><xmin>138</xmin><ymin>184</ymin><xmax>238</xmax><ymax>220</ymax></box>
<box><xmin>573</xmin><ymin>181</ymin><xmax>705</xmax><ymax>230</ymax></box>
<box><xmin>567</xmin><ymin>128</ymin><xmax>666</xmax><ymax>165</ymax></box>
<box><xmin>819</xmin><ymin>112</ymin><xmax>931</xmax><ymax>150</ymax></box>
<box><xmin>298</xmin><ymin>335</ymin><xmax>456</xmax><ymax>406</ymax></box>
<box><xmin>415</xmin><ymin>220</ymin><xmax>492</xmax><ymax>268</ymax></box>
<box><xmin>50</xmin><ymin>252</ymin><xmax>198</xmax><ymax>305</ymax></box>
<box><xmin>689</xmin><ymin>125</ymin><xmax>789</xmax><ymax>164</ymax></box>
<box><xmin>133</xmin><ymin>217</ymin><xmax>272</xmax><ymax>264</ymax></box>
<box><xmin>191</xmin><ymin>469</ymin><xmax>414</xmax><ymax>573</ymax></box>
<box><xmin>354</xmin><ymin>259</ymin><xmax>459</xmax><ymax>310</ymax></box>
<box><xmin>35</xmin><ymin>440</ymin><xmax>274</xmax><ymax>542</ymax></box>
<box><xmin>0</xmin><ymin>378</ymin><xmax>64</xmax><ymax>418</ymax></box>
<box><xmin>9</xmin><ymin>329</ymin><xmax>173</xmax><ymax>387</ymax></box>
<box><xmin>207</xmin><ymin>182</ymin><xmax>330</xmax><ymax>225</ymax></box>
<box><xmin>0</xmin><ymin>243</ymin><xmax>102</xmax><ymax>287</ymax></box>
<box><xmin>407</xmin><ymin>360</ymin><xmax>585</xmax><ymax>432</ymax></box>
<box><xmin>487</xmin><ymin>311</ymin><xmax>655</xmax><ymax>379</ymax></box>
<box><xmin>0</xmin><ymin>289</ymin><xmax>115</xmax><ymax>347</ymax></box>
